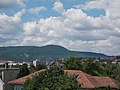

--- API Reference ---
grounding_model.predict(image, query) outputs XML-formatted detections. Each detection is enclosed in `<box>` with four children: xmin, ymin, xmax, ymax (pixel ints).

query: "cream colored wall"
<box><xmin>0</xmin><ymin>83</ymin><xmax>3</xmax><ymax>90</ymax></box>
<box><xmin>0</xmin><ymin>78</ymin><xmax>4</xmax><ymax>90</ymax></box>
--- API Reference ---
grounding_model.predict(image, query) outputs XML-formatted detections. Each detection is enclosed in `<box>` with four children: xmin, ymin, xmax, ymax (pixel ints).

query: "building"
<box><xmin>0</xmin><ymin>60</ymin><xmax>31</xmax><ymax>68</ymax></box>
<box><xmin>0</xmin><ymin>78</ymin><xmax>4</xmax><ymax>90</ymax></box>
<box><xmin>33</xmin><ymin>59</ymin><xmax>40</xmax><ymax>67</ymax></box>
<box><xmin>0</xmin><ymin>68</ymin><xmax>19</xmax><ymax>90</ymax></box>
<box><xmin>9</xmin><ymin>69</ymin><xmax>119</xmax><ymax>90</ymax></box>
<box><xmin>50</xmin><ymin>60</ymin><xmax>64</xmax><ymax>68</ymax></box>
<box><xmin>8</xmin><ymin>69</ymin><xmax>46</xmax><ymax>90</ymax></box>
<box><xmin>64</xmin><ymin>70</ymin><xmax>119</xmax><ymax>89</ymax></box>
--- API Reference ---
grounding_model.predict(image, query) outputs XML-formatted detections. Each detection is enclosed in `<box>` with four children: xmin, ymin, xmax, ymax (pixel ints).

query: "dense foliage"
<box><xmin>63</xmin><ymin>57</ymin><xmax>120</xmax><ymax>82</ymax></box>
<box><xmin>17</xmin><ymin>64</ymin><xmax>30</xmax><ymax>78</ymax></box>
<box><xmin>21</xmin><ymin>57</ymin><xmax>120</xmax><ymax>89</ymax></box>
<box><xmin>23</xmin><ymin>67</ymin><xmax>79</xmax><ymax>90</ymax></box>
<box><xmin>0</xmin><ymin>45</ymin><xmax>108</xmax><ymax>61</ymax></box>
<box><xmin>82</xmin><ymin>59</ymin><xmax>107</xmax><ymax>76</ymax></box>
<box><xmin>63</xmin><ymin>57</ymin><xmax>82</xmax><ymax>70</ymax></box>
<box><xmin>63</xmin><ymin>57</ymin><xmax>107</xmax><ymax>76</ymax></box>
<box><xmin>36</xmin><ymin>63</ymin><xmax>47</xmax><ymax>70</ymax></box>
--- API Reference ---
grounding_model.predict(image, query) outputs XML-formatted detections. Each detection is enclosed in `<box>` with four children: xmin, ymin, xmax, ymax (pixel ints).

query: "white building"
<box><xmin>0</xmin><ymin>78</ymin><xmax>4</xmax><ymax>90</ymax></box>
<box><xmin>33</xmin><ymin>59</ymin><xmax>39</xmax><ymax>67</ymax></box>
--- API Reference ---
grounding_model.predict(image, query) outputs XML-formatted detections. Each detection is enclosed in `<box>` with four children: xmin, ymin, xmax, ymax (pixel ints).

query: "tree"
<box><xmin>17</xmin><ymin>63</ymin><xmax>30</xmax><ymax>78</ymax></box>
<box><xmin>63</xmin><ymin>57</ymin><xmax>82</xmax><ymax>70</ymax></box>
<box><xmin>29</xmin><ymin>64</ymin><xmax>36</xmax><ymax>73</ymax></box>
<box><xmin>36</xmin><ymin>63</ymin><xmax>47</xmax><ymax>71</ymax></box>
<box><xmin>82</xmin><ymin>59</ymin><xmax>107</xmax><ymax>76</ymax></box>
<box><xmin>113</xmin><ymin>64</ymin><xmax>120</xmax><ymax>82</ymax></box>
<box><xmin>105</xmin><ymin>63</ymin><xmax>117</xmax><ymax>77</ymax></box>
<box><xmin>23</xmin><ymin>67</ymin><xmax>79</xmax><ymax>90</ymax></box>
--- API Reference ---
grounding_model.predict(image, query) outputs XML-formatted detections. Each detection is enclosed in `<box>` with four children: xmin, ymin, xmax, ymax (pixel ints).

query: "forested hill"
<box><xmin>0</xmin><ymin>45</ymin><xmax>108</xmax><ymax>62</ymax></box>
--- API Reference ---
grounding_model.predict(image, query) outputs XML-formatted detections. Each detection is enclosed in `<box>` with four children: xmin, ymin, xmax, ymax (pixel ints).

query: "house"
<box><xmin>33</xmin><ymin>60</ymin><xmax>40</xmax><ymax>67</ymax></box>
<box><xmin>64</xmin><ymin>70</ymin><xmax>119</xmax><ymax>89</ymax></box>
<box><xmin>8</xmin><ymin>69</ymin><xmax>46</xmax><ymax>90</ymax></box>
<box><xmin>0</xmin><ymin>78</ymin><xmax>4</xmax><ymax>90</ymax></box>
<box><xmin>0</xmin><ymin>68</ymin><xmax>19</xmax><ymax>90</ymax></box>
<box><xmin>50</xmin><ymin>60</ymin><xmax>64</xmax><ymax>68</ymax></box>
<box><xmin>9</xmin><ymin>69</ymin><xmax>119</xmax><ymax>90</ymax></box>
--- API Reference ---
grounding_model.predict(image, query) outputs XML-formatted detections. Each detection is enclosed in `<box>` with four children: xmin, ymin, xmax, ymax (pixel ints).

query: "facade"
<box><xmin>0</xmin><ymin>78</ymin><xmax>4</xmax><ymax>90</ymax></box>
<box><xmin>33</xmin><ymin>60</ymin><xmax>40</xmax><ymax>67</ymax></box>
<box><xmin>0</xmin><ymin>68</ymin><xmax>19</xmax><ymax>90</ymax></box>
<box><xmin>50</xmin><ymin>60</ymin><xmax>64</xmax><ymax>68</ymax></box>
<box><xmin>8</xmin><ymin>69</ymin><xmax>46</xmax><ymax>90</ymax></box>
<box><xmin>14</xmin><ymin>85</ymin><xmax>23</xmax><ymax>90</ymax></box>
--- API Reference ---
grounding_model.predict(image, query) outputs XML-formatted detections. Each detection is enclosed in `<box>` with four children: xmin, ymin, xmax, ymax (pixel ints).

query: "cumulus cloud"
<box><xmin>19</xmin><ymin>0</ymin><xmax>120</xmax><ymax>55</ymax></box>
<box><xmin>0</xmin><ymin>0</ymin><xmax>120</xmax><ymax>55</ymax></box>
<box><xmin>28</xmin><ymin>6</ymin><xmax>47</xmax><ymax>15</ymax></box>
<box><xmin>0</xmin><ymin>10</ymin><xmax>24</xmax><ymax>45</ymax></box>
<box><xmin>0</xmin><ymin>0</ymin><xmax>25</xmax><ymax>8</ymax></box>
<box><xmin>80</xmin><ymin>0</ymin><xmax>120</xmax><ymax>19</ymax></box>
<box><xmin>53</xmin><ymin>0</ymin><xmax>65</xmax><ymax>14</ymax></box>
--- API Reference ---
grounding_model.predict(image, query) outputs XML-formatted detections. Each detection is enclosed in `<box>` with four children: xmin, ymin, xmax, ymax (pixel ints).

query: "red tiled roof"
<box><xmin>9</xmin><ymin>69</ymin><xmax>119</xmax><ymax>89</ymax></box>
<box><xmin>94</xmin><ymin>76</ymin><xmax>119</xmax><ymax>88</ymax></box>
<box><xmin>8</xmin><ymin>69</ymin><xmax>46</xmax><ymax>85</ymax></box>
<box><xmin>64</xmin><ymin>70</ymin><xmax>119</xmax><ymax>89</ymax></box>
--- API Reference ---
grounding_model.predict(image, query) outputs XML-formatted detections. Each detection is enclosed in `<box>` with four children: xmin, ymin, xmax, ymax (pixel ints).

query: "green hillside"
<box><xmin>0</xmin><ymin>45</ymin><xmax>108</xmax><ymax>62</ymax></box>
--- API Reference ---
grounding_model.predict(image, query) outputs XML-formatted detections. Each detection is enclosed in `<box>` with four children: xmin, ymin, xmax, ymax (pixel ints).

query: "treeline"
<box><xmin>63</xmin><ymin>57</ymin><xmax>120</xmax><ymax>82</ymax></box>
<box><xmin>20</xmin><ymin>57</ymin><xmax>120</xmax><ymax>90</ymax></box>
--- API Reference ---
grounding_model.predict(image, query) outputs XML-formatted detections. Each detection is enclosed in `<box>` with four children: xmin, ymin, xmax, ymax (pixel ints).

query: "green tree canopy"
<box><xmin>36</xmin><ymin>63</ymin><xmax>47</xmax><ymax>71</ymax></box>
<box><xmin>113</xmin><ymin>64</ymin><xmax>120</xmax><ymax>82</ymax></box>
<box><xmin>63</xmin><ymin>57</ymin><xmax>82</xmax><ymax>70</ymax></box>
<box><xmin>17</xmin><ymin>63</ymin><xmax>30</xmax><ymax>78</ymax></box>
<box><xmin>23</xmin><ymin>67</ymin><xmax>79</xmax><ymax>90</ymax></box>
<box><xmin>82</xmin><ymin>59</ymin><xmax>107</xmax><ymax>76</ymax></box>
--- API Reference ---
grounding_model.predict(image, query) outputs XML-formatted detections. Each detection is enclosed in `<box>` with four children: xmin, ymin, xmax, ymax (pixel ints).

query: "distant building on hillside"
<box><xmin>0</xmin><ymin>60</ymin><xmax>31</xmax><ymax>68</ymax></box>
<box><xmin>50</xmin><ymin>60</ymin><xmax>64</xmax><ymax>68</ymax></box>
<box><xmin>33</xmin><ymin>59</ymin><xmax>40</xmax><ymax>67</ymax></box>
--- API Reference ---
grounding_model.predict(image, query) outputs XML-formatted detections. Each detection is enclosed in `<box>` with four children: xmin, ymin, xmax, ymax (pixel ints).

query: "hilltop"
<box><xmin>0</xmin><ymin>45</ymin><xmax>108</xmax><ymax>62</ymax></box>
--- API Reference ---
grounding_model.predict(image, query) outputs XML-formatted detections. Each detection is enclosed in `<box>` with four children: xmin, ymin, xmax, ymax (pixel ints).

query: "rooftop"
<box><xmin>8</xmin><ymin>69</ymin><xmax>46</xmax><ymax>85</ymax></box>
<box><xmin>65</xmin><ymin>70</ymin><xmax>119</xmax><ymax>89</ymax></box>
<box><xmin>9</xmin><ymin>69</ymin><xmax>119</xmax><ymax>89</ymax></box>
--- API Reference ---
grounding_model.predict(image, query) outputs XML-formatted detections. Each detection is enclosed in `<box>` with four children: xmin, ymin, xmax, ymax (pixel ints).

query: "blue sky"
<box><xmin>0</xmin><ymin>0</ymin><xmax>120</xmax><ymax>55</ymax></box>
<box><xmin>0</xmin><ymin>0</ymin><xmax>106</xmax><ymax>21</ymax></box>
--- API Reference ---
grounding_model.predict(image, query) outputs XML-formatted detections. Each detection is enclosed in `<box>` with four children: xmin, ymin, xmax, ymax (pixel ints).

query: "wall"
<box><xmin>0</xmin><ymin>84</ymin><xmax>3</xmax><ymax>90</ymax></box>
<box><xmin>1</xmin><ymin>69</ymin><xmax>19</xmax><ymax>90</ymax></box>
<box><xmin>0</xmin><ymin>78</ymin><xmax>4</xmax><ymax>90</ymax></box>
<box><xmin>14</xmin><ymin>85</ymin><xmax>23</xmax><ymax>90</ymax></box>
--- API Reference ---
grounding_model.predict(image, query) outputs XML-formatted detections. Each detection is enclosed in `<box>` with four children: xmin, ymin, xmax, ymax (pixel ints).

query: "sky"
<box><xmin>0</xmin><ymin>0</ymin><xmax>120</xmax><ymax>55</ymax></box>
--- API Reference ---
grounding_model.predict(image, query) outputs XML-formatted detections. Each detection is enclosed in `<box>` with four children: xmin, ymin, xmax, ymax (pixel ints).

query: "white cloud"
<box><xmin>0</xmin><ymin>0</ymin><xmax>25</xmax><ymax>8</ymax></box>
<box><xmin>80</xmin><ymin>0</ymin><xmax>120</xmax><ymax>19</ymax></box>
<box><xmin>53</xmin><ymin>1</ymin><xmax>65</xmax><ymax>14</ymax></box>
<box><xmin>0</xmin><ymin>0</ymin><xmax>120</xmax><ymax>55</ymax></box>
<box><xmin>20</xmin><ymin>0</ymin><xmax>120</xmax><ymax>55</ymax></box>
<box><xmin>0</xmin><ymin>10</ymin><xmax>24</xmax><ymax>45</ymax></box>
<box><xmin>28</xmin><ymin>6</ymin><xmax>47</xmax><ymax>15</ymax></box>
